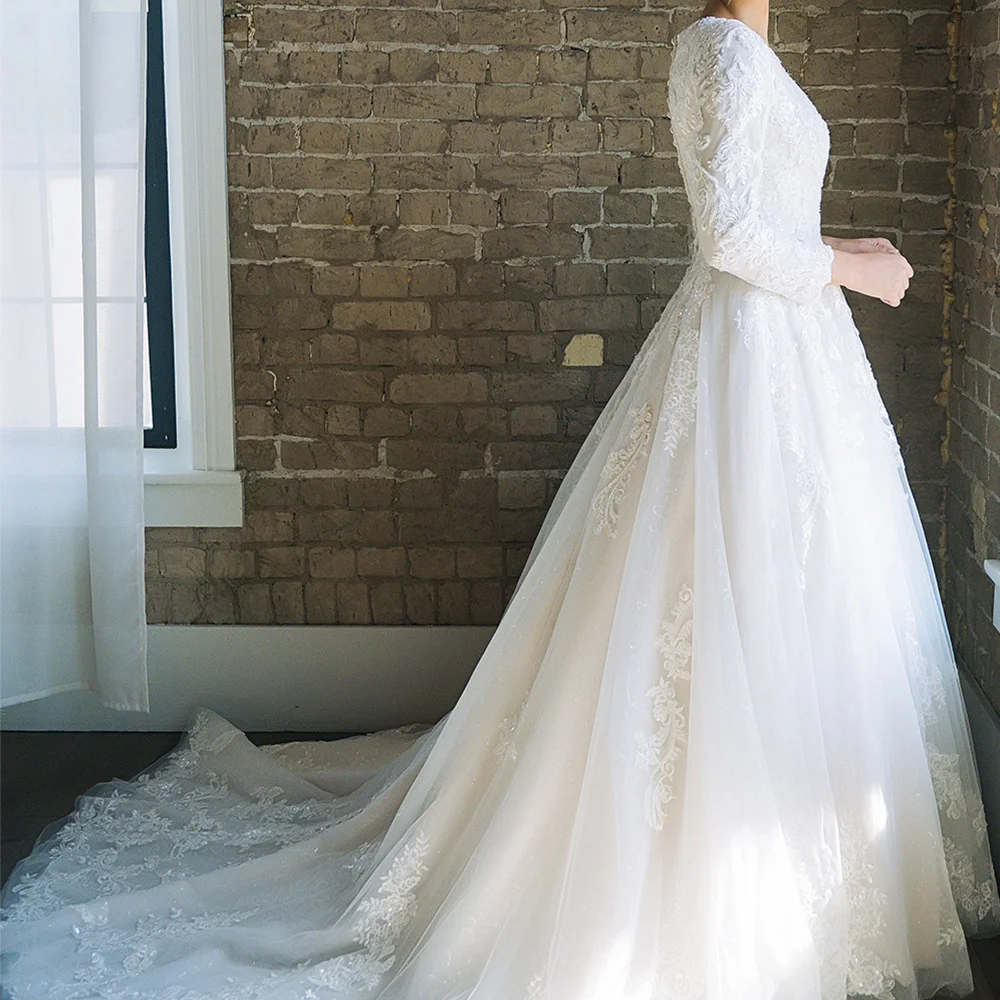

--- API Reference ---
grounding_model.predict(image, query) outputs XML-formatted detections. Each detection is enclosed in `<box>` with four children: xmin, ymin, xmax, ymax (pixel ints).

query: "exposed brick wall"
<box><xmin>145</xmin><ymin>1</ymin><xmax>957</xmax><ymax>628</ymax></box>
<box><xmin>943</xmin><ymin>0</ymin><xmax>1000</xmax><ymax>709</ymax></box>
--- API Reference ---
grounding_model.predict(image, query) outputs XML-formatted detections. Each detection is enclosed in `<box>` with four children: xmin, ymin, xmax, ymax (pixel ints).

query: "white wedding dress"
<box><xmin>3</xmin><ymin>15</ymin><xmax>999</xmax><ymax>1000</ymax></box>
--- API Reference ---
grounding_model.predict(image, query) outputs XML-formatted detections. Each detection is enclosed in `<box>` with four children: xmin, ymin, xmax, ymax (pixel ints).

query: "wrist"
<box><xmin>829</xmin><ymin>248</ymin><xmax>856</xmax><ymax>289</ymax></box>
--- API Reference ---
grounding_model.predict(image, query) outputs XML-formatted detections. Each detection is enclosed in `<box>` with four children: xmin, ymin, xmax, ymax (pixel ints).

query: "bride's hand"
<box><xmin>831</xmin><ymin>247</ymin><xmax>913</xmax><ymax>307</ymax></box>
<box><xmin>827</xmin><ymin>236</ymin><xmax>900</xmax><ymax>256</ymax></box>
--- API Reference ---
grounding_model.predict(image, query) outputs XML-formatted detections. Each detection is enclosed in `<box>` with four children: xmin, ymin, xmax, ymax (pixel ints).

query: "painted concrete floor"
<box><xmin>2</xmin><ymin>731</ymin><xmax>998</xmax><ymax>998</ymax></box>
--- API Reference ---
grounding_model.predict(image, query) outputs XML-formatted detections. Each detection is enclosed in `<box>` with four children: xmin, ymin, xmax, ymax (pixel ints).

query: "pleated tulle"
<box><xmin>2</xmin><ymin>255</ymin><xmax>998</xmax><ymax>1000</ymax></box>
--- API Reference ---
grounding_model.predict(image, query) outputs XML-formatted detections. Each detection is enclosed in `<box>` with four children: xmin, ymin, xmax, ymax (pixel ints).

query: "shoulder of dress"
<box><xmin>672</xmin><ymin>17</ymin><xmax>769</xmax><ymax>68</ymax></box>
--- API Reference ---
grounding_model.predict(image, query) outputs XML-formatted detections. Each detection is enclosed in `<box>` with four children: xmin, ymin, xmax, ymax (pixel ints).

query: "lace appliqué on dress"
<box><xmin>928</xmin><ymin>742</ymin><xmax>1000</xmax><ymax>925</ymax></box>
<box><xmin>2</xmin><ymin>711</ymin><xmax>351</xmax><ymax>927</ymax></box>
<box><xmin>839</xmin><ymin>815</ymin><xmax>905</xmax><ymax>1000</ymax></box>
<box><xmin>70</xmin><ymin>905</ymin><xmax>259</xmax><ymax>983</ymax></box>
<box><xmin>308</xmin><ymin>831</ymin><xmax>431</xmax><ymax>992</ymax></box>
<box><xmin>494</xmin><ymin>700</ymin><xmax>528</xmax><ymax>765</ymax></box>
<box><xmin>635</xmin><ymin>584</ymin><xmax>694</xmax><ymax>831</ymax></box>
<box><xmin>592</xmin><ymin>401</ymin><xmax>654</xmax><ymax>538</ymax></box>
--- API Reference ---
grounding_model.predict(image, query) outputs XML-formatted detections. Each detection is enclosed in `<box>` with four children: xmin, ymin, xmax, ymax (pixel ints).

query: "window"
<box><xmin>142</xmin><ymin>0</ymin><xmax>243</xmax><ymax>528</ymax></box>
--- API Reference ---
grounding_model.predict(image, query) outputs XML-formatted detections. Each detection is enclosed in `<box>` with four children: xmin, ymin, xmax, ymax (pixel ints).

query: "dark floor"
<box><xmin>2</xmin><ymin>732</ymin><xmax>999</xmax><ymax>998</ymax></box>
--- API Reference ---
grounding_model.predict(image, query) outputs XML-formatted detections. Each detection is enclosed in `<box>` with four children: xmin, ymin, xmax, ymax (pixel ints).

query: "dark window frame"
<box><xmin>143</xmin><ymin>0</ymin><xmax>177</xmax><ymax>449</ymax></box>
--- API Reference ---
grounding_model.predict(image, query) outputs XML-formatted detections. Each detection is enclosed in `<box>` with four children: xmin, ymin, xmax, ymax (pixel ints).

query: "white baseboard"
<box><xmin>958</xmin><ymin>664</ymin><xmax>1000</xmax><ymax>869</ymax></box>
<box><xmin>0</xmin><ymin>625</ymin><xmax>495</xmax><ymax>733</ymax></box>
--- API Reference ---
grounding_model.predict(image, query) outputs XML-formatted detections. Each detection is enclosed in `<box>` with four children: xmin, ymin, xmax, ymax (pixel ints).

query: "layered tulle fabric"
<box><xmin>3</xmin><ymin>14</ymin><xmax>998</xmax><ymax>1000</ymax></box>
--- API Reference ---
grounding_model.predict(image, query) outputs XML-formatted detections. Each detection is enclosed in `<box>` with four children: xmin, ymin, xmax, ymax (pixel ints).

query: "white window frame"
<box><xmin>143</xmin><ymin>0</ymin><xmax>243</xmax><ymax>528</ymax></box>
<box><xmin>985</xmin><ymin>559</ymin><xmax>1000</xmax><ymax>633</ymax></box>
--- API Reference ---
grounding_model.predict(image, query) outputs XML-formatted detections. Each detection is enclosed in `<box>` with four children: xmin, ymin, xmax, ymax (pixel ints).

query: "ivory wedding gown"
<box><xmin>3</xmin><ymin>15</ymin><xmax>999</xmax><ymax>1000</ymax></box>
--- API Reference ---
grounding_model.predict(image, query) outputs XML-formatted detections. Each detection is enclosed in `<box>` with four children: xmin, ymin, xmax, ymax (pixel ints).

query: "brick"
<box><xmin>498</xmin><ymin>475</ymin><xmax>547</xmax><ymax>508</ymax></box>
<box><xmin>298</xmin><ymin>511</ymin><xmax>395</xmax><ymax>545</ymax></box>
<box><xmin>511</xmin><ymin>405</ymin><xmax>558</xmax><ymax>437</ymax></box>
<box><xmin>305</xmin><ymin>581</ymin><xmax>338</xmax><ymax>623</ymax></box>
<box><xmin>398</xmin><ymin>509</ymin><xmax>497</xmax><ymax>544</ymax></box>
<box><xmin>475</xmin><ymin>156</ymin><xmax>577</xmax><ymax>190</ymax></box>
<box><xmin>490</xmin><ymin>370</ymin><xmax>590</xmax><ymax>403</ymax></box>
<box><xmin>389</xmin><ymin>373</ymin><xmax>487</xmax><ymax>403</ymax></box>
<box><xmin>329</xmin><ymin>300</ymin><xmax>431</xmax><ymax>331</ymax></box>
<box><xmin>356</xmin><ymin>10</ymin><xmax>456</xmax><ymax>44</ymax></box>
<box><xmin>482</xmin><ymin>228</ymin><xmax>582</xmax><ymax>260</ymax></box>
<box><xmin>208</xmin><ymin>549</ymin><xmax>256</xmax><ymax>579</ymax></box>
<box><xmin>386</xmin><ymin>440</ymin><xmax>484</xmax><ymax>471</ymax></box>
<box><xmin>376</xmin><ymin>229</ymin><xmax>476</xmax><ymax>260</ymax></box>
<box><xmin>456</xmin><ymin>546</ymin><xmax>503</xmax><ymax>579</ymax></box>
<box><xmin>566</xmin><ymin>12</ymin><xmax>671</xmax><ymax>44</ymax></box>
<box><xmin>371</xmin><ymin>581</ymin><xmax>406</xmax><ymax>623</ymax></box>
<box><xmin>252</xmin><ymin>9</ymin><xmax>353</xmax><ymax>45</ymax></box>
<box><xmin>273</xmin><ymin>582</ymin><xmax>305</xmax><ymax>624</ymax></box>
<box><xmin>309</xmin><ymin>547</ymin><xmax>356</xmax><ymax>578</ymax></box>
<box><xmin>374</xmin><ymin>85</ymin><xmax>476</xmax><ymax>120</ymax></box>
<box><xmin>276</xmin><ymin>227</ymin><xmax>376</xmax><ymax>262</ymax></box>
<box><xmin>409</xmin><ymin>547</ymin><xmax>455</xmax><ymax>578</ymax></box>
<box><xmin>337</xmin><ymin>582</ymin><xmax>372</xmax><ymax>623</ymax></box>
<box><xmin>507</xmin><ymin>334</ymin><xmax>555</xmax><ymax>364</ymax></box>
<box><xmin>238</xmin><ymin>583</ymin><xmax>273</xmax><ymax>624</ymax></box>
<box><xmin>457</xmin><ymin>12</ymin><xmax>561</xmax><ymax>46</ymax></box>
<box><xmin>285</xmin><ymin>370</ymin><xmax>384</xmax><ymax>403</ymax></box>
<box><xmin>348</xmin><ymin>478</ymin><xmax>394</xmax><ymax>509</ymax></box>
<box><xmin>286</xmin><ymin>52</ymin><xmax>341</xmax><ymax>87</ymax></box>
<box><xmin>438</xmin><ymin>299</ymin><xmax>534</xmax><ymax>331</ymax></box>
<box><xmin>258</xmin><ymin>547</ymin><xmax>306</xmax><ymax>578</ymax></box>
<box><xmin>477</xmin><ymin>86</ymin><xmax>580</xmax><ymax>119</ymax></box>
<box><xmin>358</xmin><ymin>547</ymin><xmax>407</xmax><ymax>576</ymax></box>
<box><xmin>404</xmin><ymin>581</ymin><xmax>436</xmax><ymax>623</ymax></box>
<box><xmin>586</xmin><ymin>82</ymin><xmax>669</xmax><ymax>118</ymax></box>
<box><xmin>160</xmin><ymin>547</ymin><xmax>207</xmax><ymax>579</ymax></box>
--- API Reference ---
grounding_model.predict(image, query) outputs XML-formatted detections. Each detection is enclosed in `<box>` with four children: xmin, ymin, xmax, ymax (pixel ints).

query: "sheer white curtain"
<box><xmin>0</xmin><ymin>0</ymin><xmax>149</xmax><ymax>711</ymax></box>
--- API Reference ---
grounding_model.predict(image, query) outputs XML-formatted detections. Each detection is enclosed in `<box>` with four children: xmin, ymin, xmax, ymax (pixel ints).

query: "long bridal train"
<box><xmin>2</xmin><ymin>15</ymin><xmax>999</xmax><ymax>1000</ymax></box>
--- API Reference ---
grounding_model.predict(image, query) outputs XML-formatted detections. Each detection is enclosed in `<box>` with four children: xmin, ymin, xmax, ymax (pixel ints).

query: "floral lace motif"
<box><xmin>2</xmin><ymin>714</ymin><xmax>356</xmax><ymax>929</ymax></box>
<box><xmin>839</xmin><ymin>815</ymin><xmax>905</xmax><ymax>1000</ymax></box>
<box><xmin>651</xmin><ymin>896</ymin><xmax>706</xmax><ymax>1000</ymax></box>
<box><xmin>70</xmin><ymin>904</ymin><xmax>259</xmax><ymax>982</ymax></box>
<box><xmin>307</xmin><ymin>831</ymin><xmax>431</xmax><ymax>992</ymax></box>
<box><xmin>652</xmin><ymin>257</ymin><xmax>712</xmax><ymax>459</ymax></box>
<box><xmin>635</xmin><ymin>584</ymin><xmax>694</xmax><ymax>831</ymax></box>
<box><xmin>592</xmin><ymin>401</ymin><xmax>654</xmax><ymax>538</ymax></box>
<box><xmin>658</xmin><ymin>320</ymin><xmax>701</xmax><ymax>459</ymax></box>
<box><xmin>524</xmin><ymin>970</ymin><xmax>547</xmax><ymax>999</ymax></box>
<box><xmin>928</xmin><ymin>744</ymin><xmax>966</xmax><ymax>821</ymax></box>
<box><xmin>928</xmin><ymin>734</ymin><xmax>1000</xmax><ymax>926</ymax></box>
<box><xmin>942</xmin><ymin>835</ymin><xmax>1000</xmax><ymax>925</ymax></box>
<box><xmin>906</xmin><ymin>604</ymin><xmax>1000</xmax><ymax>931</ymax></box>
<box><xmin>494</xmin><ymin>700</ymin><xmax>528</xmax><ymax>765</ymax></box>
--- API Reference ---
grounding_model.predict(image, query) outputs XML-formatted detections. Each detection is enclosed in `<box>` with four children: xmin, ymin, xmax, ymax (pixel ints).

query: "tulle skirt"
<box><xmin>3</xmin><ymin>253</ymin><xmax>998</xmax><ymax>1000</ymax></box>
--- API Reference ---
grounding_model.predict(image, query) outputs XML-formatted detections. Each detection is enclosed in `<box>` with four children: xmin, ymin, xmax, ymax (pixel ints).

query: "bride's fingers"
<box><xmin>870</xmin><ymin>237</ymin><xmax>899</xmax><ymax>254</ymax></box>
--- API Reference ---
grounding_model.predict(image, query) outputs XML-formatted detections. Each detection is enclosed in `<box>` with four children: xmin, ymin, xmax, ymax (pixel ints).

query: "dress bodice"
<box><xmin>668</xmin><ymin>16</ymin><xmax>835</xmax><ymax>306</ymax></box>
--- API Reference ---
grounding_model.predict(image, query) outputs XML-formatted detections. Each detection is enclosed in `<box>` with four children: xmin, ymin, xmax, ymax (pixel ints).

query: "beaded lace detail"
<box><xmin>635</xmin><ymin>585</ymin><xmax>694</xmax><ymax>831</ymax></box>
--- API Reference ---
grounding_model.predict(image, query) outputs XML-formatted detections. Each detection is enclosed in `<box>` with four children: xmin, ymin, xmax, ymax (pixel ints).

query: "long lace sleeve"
<box><xmin>686</xmin><ymin>26</ymin><xmax>835</xmax><ymax>305</ymax></box>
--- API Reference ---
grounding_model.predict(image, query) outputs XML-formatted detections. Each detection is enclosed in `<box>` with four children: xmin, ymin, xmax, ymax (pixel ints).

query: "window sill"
<box><xmin>985</xmin><ymin>559</ymin><xmax>1000</xmax><ymax>633</ymax></box>
<box><xmin>144</xmin><ymin>470</ymin><xmax>244</xmax><ymax>528</ymax></box>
